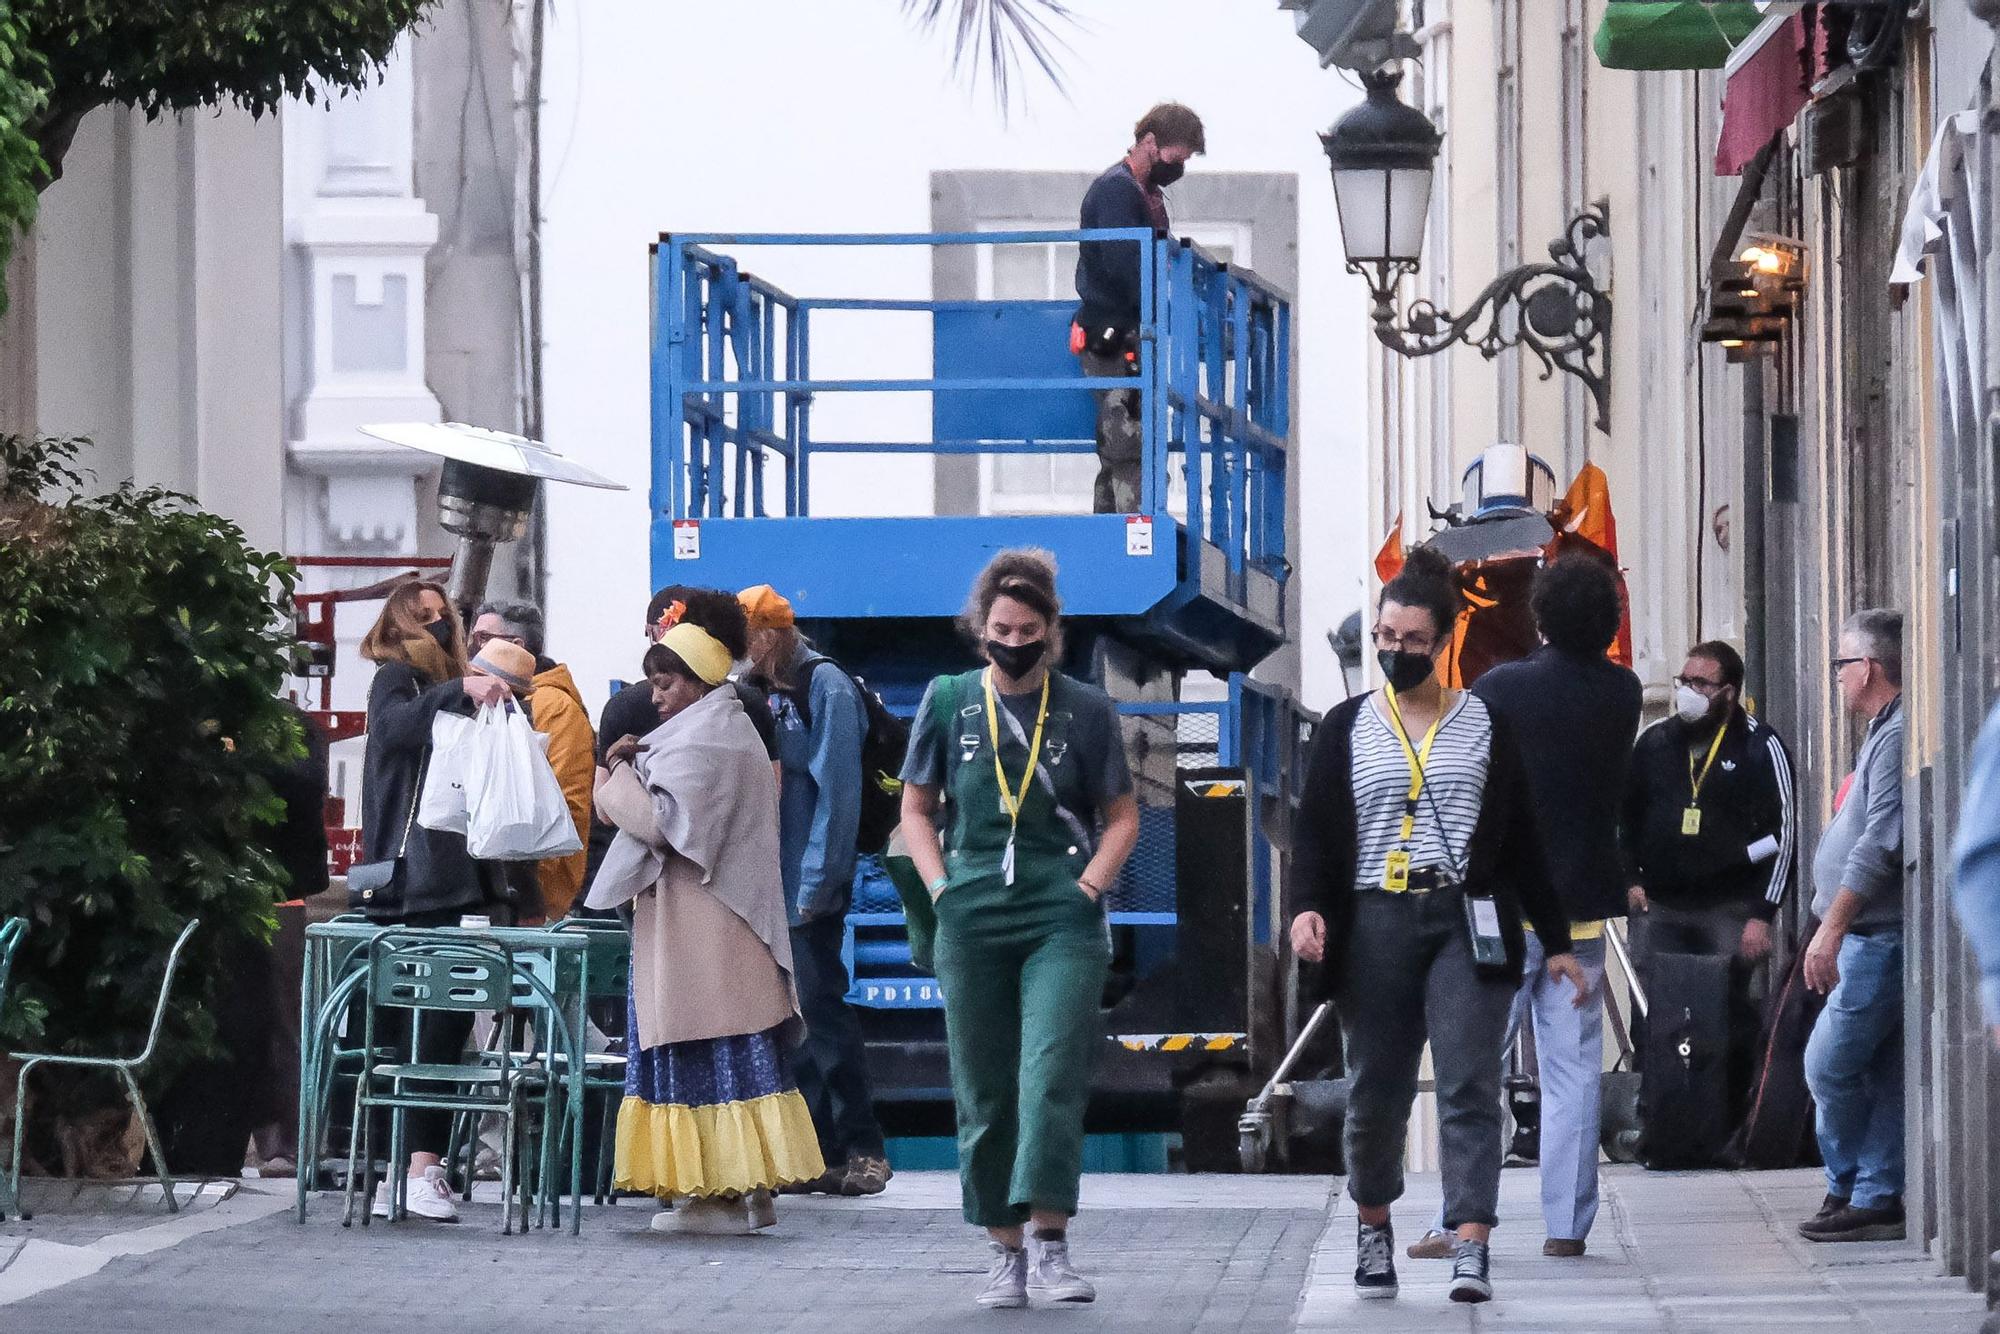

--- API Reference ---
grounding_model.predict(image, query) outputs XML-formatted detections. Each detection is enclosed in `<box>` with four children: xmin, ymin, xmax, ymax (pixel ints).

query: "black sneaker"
<box><xmin>1805</xmin><ymin>1193</ymin><xmax>1850</xmax><ymax>1227</ymax></box>
<box><xmin>1798</xmin><ymin>1201</ymin><xmax>1906</xmax><ymax>1243</ymax></box>
<box><xmin>1354</xmin><ymin>1221</ymin><xmax>1398</xmax><ymax>1299</ymax></box>
<box><xmin>1448</xmin><ymin>1239</ymin><xmax>1493</xmax><ymax>1303</ymax></box>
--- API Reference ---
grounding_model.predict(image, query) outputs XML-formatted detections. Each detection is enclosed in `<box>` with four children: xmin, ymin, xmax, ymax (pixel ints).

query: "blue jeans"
<box><xmin>1804</xmin><ymin>930</ymin><xmax>1904</xmax><ymax>1209</ymax></box>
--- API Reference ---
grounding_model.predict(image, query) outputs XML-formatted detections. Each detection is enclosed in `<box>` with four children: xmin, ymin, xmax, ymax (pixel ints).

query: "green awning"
<box><xmin>1594</xmin><ymin>2</ymin><xmax>1763</xmax><ymax>70</ymax></box>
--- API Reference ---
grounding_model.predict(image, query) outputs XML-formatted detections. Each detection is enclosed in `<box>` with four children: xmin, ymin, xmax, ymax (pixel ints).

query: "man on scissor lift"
<box><xmin>1072</xmin><ymin>102</ymin><xmax>1205</xmax><ymax>514</ymax></box>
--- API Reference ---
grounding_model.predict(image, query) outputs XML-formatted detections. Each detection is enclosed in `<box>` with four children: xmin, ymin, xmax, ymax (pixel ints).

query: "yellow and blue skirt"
<box><xmin>613</xmin><ymin>1011</ymin><xmax>824</xmax><ymax>1200</ymax></box>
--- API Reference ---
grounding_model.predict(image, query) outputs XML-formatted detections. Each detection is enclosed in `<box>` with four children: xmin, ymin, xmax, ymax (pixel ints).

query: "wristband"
<box><xmin>928</xmin><ymin>873</ymin><xmax>949</xmax><ymax>894</ymax></box>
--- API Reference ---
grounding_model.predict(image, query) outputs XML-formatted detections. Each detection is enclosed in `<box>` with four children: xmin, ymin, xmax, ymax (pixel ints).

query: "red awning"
<box><xmin>1715</xmin><ymin>11</ymin><xmax>1811</xmax><ymax>176</ymax></box>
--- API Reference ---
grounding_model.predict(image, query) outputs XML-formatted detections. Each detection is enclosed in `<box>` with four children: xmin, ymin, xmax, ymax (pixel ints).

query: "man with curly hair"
<box><xmin>1409</xmin><ymin>553</ymin><xmax>1642</xmax><ymax>1261</ymax></box>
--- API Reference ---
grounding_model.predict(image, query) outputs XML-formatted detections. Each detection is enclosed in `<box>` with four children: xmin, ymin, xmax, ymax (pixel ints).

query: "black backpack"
<box><xmin>784</xmin><ymin>656</ymin><xmax>909</xmax><ymax>855</ymax></box>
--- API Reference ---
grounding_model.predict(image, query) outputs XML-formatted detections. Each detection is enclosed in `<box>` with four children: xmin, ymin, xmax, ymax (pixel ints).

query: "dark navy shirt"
<box><xmin>1473</xmin><ymin>646</ymin><xmax>1644</xmax><ymax>923</ymax></box>
<box><xmin>1074</xmin><ymin>162</ymin><xmax>1166</xmax><ymax>333</ymax></box>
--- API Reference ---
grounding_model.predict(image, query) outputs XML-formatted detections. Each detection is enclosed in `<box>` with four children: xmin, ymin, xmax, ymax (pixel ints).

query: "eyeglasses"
<box><xmin>1830</xmin><ymin>656</ymin><xmax>1868</xmax><ymax>676</ymax></box>
<box><xmin>1672</xmin><ymin>675</ymin><xmax>1727</xmax><ymax>693</ymax></box>
<box><xmin>469</xmin><ymin>631</ymin><xmax>525</xmax><ymax>652</ymax></box>
<box><xmin>1371</xmin><ymin>627</ymin><xmax>1437</xmax><ymax>654</ymax></box>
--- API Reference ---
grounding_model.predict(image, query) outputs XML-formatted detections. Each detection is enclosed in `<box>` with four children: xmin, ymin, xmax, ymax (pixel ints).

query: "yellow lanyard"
<box><xmin>1687</xmin><ymin>721</ymin><xmax>1728</xmax><ymax>806</ymax></box>
<box><xmin>983</xmin><ymin>668</ymin><xmax>1050</xmax><ymax>885</ymax></box>
<box><xmin>1382</xmin><ymin>685</ymin><xmax>1445</xmax><ymax>845</ymax></box>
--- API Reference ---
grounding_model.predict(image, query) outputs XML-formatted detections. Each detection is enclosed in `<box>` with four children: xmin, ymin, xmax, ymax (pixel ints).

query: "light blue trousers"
<box><xmin>1432</xmin><ymin>932</ymin><xmax>1607</xmax><ymax>1241</ymax></box>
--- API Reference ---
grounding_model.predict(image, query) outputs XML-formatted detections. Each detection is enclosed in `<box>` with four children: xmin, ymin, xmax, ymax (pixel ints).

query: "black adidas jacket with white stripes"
<box><xmin>1620</xmin><ymin>708</ymin><xmax>1797</xmax><ymax>921</ymax></box>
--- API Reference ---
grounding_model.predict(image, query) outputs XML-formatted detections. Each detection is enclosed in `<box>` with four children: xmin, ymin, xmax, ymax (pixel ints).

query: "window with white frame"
<box><xmin>974</xmin><ymin>220</ymin><xmax>1254</xmax><ymax>517</ymax></box>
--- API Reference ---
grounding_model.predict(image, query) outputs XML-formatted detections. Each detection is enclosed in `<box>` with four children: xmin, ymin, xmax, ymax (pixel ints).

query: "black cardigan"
<box><xmin>360</xmin><ymin>661</ymin><xmax>492</xmax><ymax>921</ymax></box>
<box><xmin>1289</xmin><ymin>693</ymin><xmax>1574</xmax><ymax>996</ymax></box>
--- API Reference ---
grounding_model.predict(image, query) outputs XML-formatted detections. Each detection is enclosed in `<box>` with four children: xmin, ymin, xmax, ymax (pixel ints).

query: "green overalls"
<box><xmin>928</xmin><ymin>668</ymin><xmax>1112</xmax><ymax>1227</ymax></box>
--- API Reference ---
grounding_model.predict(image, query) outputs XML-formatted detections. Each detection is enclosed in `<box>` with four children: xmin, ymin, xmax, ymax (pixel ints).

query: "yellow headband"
<box><xmin>656</xmin><ymin>621</ymin><xmax>732</xmax><ymax>686</ymax></box>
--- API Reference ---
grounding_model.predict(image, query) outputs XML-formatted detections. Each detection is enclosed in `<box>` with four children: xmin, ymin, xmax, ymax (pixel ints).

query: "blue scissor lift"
<box><xmin>650</xmin><ymin>230</ymin><xmax>1317</xmax><ymax>1162</ymax></box>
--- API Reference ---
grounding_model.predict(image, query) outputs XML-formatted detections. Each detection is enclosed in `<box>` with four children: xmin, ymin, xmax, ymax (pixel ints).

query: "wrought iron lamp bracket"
<box><xmin>1355</xmin><ymin>204</ymin><xmax>1612</xmax><ymax>434</ymax></box>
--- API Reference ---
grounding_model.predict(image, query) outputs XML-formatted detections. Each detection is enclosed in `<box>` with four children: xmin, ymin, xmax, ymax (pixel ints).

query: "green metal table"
<box><xmin>294</xmin><ymin>919</ymin><xmax>594</xmax><ymax>1233</ymax></box>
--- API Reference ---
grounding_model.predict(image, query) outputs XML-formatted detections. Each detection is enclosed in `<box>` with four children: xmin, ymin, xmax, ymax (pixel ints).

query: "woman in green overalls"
<box><xmin>900</xmin><ymin>548</ymin><xmax>1141</xmax><ymax>1311</ymax></box>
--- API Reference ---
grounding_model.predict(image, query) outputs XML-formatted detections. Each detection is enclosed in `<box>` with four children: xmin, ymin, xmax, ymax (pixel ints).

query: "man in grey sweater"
<box><xmin>1799</xmin><ymin>609</ymin><xmax>1906</xmax><ymax>1243</ymax></box>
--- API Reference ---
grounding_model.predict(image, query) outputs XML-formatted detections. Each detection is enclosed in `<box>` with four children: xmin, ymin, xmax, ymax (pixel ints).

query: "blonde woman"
<box><xmin>355</xmin><ymin>580</ymin><xmax>510</xmax><ymax>1222</ymax></box>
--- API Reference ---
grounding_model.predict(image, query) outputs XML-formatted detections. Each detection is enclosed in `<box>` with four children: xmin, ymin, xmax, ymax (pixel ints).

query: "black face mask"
<box><xmin>1377</xmin><ymin>649</ymin><xmax>1435</xmax><ymax>693</ymax></box>
<box><xmin>425</xmin><ymin>619</ymin><xmax>455</xmax><ymax>652</ymax></box>
<box><xmin>986</xmin><ymin>638</ymin><xmax>1048</xmax><ymax>681</ymax></box>
<box><xmin>1148</xmin><ymin>158</ymin><xmax>1185</xmax><ymax>188</ymax></box>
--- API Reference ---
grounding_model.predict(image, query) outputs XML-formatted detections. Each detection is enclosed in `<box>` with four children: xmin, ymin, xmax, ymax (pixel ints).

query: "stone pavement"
<box><xmin>0</xmin><ymin>1167</ymin><xmax>1989</xmax><ymax>1332</ymax></box>
<box><xmin>1299</xmin><ymin>1165</ymin><xmax>1990</xmax><ymax>1332</ymax></box>
<box><xmin>0</xmin><ymin>1172</ymin><xmax>1331</xmax><ymax>1333</ymax></box>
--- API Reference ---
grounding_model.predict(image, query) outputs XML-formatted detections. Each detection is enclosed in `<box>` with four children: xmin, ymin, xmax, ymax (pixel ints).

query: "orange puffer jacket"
<box><xmin>529</xmin><ymin>662</ymin><xmax>596</xmax><ymax>918</ymax></box>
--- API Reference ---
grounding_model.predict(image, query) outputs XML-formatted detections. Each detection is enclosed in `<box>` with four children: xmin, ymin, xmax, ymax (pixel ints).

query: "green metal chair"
<box><xmin>294</xmin><ymin>941</ymin><xmax>393</xmax><ymax>1222</ymax></box>
<box><xmin>445</xmin><ymin>927</ymin><xmax>600</xmax><ymax>1231</ymax></box>
<box><xmin>293</xmin><ymin>919</ymin><xmax>396</xmax><ymax>1221</ymax></box>
<box><xmin>0</xmin><ymin>916</ymin><xmax>27</xmax><ymax>1220</ymax></box>
<box><xmin>6</xmin><ymin>917</ymin><xmax>201</xmax><ymax>1221</ymax></box>
<box><xmin>550</xmin><ymin>919</ymin><xmax>632</xmax><ymax>1208</ymax></box>
<box><xmin>342</xmin><ymin>933</ymin><xmax>567</xmax><ymax>1235</ymax></box>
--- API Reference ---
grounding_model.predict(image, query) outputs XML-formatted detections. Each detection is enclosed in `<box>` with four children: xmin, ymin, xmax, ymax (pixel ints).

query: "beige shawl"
<box><xmin>585</xmin><ymin>686</ymin><xmax>797</xmax><ymax>1051</ymax></box>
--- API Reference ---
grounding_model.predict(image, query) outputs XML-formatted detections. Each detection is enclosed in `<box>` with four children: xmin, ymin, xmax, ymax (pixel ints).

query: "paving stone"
<box><xmin>1295</xmin><ymin>1165</ymin><xmax>1988</xmax><ymax>1332</ymax></box>
<box><xmin>0</xmin><ymin>1175</ymin><xmax>1328</xmax><ymax>1333</ymax></box>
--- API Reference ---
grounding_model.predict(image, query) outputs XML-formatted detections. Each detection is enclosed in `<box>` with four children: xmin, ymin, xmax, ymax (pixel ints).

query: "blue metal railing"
<box><xmin>650</xmin><ymin>230</ymin><xmax>1292</xmax><ymax>589</ymax></box>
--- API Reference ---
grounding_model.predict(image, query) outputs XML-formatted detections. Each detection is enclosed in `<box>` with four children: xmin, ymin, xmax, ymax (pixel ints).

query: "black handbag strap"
<box><xmin>396</xmin><ymin>750</ymin><xmax>426</xmax><ymax>858</ymax></box>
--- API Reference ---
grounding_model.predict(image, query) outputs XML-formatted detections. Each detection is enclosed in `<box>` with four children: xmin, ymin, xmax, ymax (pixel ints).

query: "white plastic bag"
<box><xmin>462</xmin><ymin>703</ymin><xmax>585</xmax><ymax>861</ymax></box>
<box><xmin>416</xmin><ymin>711</ymin><xmax>476</xmax><ymax>834</ymax></box>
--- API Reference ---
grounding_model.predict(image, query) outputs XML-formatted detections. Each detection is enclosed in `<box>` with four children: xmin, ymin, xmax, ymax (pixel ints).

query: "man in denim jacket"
<box><xmin>1953</xmin><ymin>702</ymin><xmax>2000</xmax><ymax>1049</ymax></box>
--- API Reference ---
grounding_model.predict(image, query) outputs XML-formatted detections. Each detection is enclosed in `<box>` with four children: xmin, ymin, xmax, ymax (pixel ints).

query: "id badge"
<box><xmin>1382</xmin><ymin>850</ymin><xmax>1411</xmax><ymax>893</ymax></box>
<box><xmin>1464</xmin><ymin>894</ymin><xmax>1507</xmax><ymax>966</ymax></box>
<box><xmin>1681</xmin><ymin>806</ymin><xmax>1702</xmax><ymax>836</ymax></box>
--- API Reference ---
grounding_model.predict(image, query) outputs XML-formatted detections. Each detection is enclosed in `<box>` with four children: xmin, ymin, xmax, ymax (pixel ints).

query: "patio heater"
<box><xmin>358</xmin><ymin>422</ymin><xmax>627</xmax><ymax>612</ymax></box>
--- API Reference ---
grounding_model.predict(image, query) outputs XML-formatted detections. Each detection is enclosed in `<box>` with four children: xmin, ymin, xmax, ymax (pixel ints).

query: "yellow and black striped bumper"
<box><xmin>1109</xmin><ymin>1032</ymin><xmax>1246</xmax><ymax>1053</ymax></box>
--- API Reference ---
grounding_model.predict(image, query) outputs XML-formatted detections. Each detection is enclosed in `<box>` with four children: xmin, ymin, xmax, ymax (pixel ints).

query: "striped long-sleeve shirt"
<box><xmin>1621</xmin><ymin>709</ymin><xmax>1798</xmax><ymax>920</ymax></box>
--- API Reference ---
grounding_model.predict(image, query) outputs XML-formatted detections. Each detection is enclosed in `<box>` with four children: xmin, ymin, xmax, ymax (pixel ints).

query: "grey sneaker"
<box><xmin>1354</xmin><ymin>1221</ymin><xmax>1398</xmax><ymax>1298</ymax></box>
<box><xmin>1027</xmin><ymin>1236</ymin><xmax>1097</xmax><ymax>1303</ymax></box>
<box><xmin>1448</xmin><ymin>1239</ymin><xmax>1493</xmax><ymax>1304</ymax></box>
<box><xmin>976</xmin><ymin>1242</ymin><xmax>1028</xmax><ymax>1309</ymax></box>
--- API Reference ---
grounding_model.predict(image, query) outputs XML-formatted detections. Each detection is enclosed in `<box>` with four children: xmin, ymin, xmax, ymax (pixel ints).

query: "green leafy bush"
<box><xmin>0</xmin><ymin>434</ymin><xmax>299</xmax><ymax>1118</ymax></box>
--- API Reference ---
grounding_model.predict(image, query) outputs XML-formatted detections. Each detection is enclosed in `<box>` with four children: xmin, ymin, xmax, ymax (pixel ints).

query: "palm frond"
<box><xmin>903</xmin><ymin>0</ymin><xmax>1075</xmax><ymax>109</ymax></box>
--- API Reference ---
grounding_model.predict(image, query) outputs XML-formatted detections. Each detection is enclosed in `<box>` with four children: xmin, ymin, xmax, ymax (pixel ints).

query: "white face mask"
<box><xmin>1674</xmin><ymin>684</ymin><xmax>1712</xmax><ymax>724</ymax></box>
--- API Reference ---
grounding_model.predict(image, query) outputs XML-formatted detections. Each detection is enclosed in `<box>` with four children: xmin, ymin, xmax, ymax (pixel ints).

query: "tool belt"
<box><xmin>1069</xmin><ymin>321</ymin><xmax>1139</xmax><ymax>363</ymax></box>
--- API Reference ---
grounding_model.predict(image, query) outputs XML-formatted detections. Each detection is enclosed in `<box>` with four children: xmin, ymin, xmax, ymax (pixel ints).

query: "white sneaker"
<box><xmin>372</xmin><ymin>1166</ymin><xmax>459</xmax><ymax>1222</ymax></box>
<box><xmin>1027</xmin><ymin>1236</ymin><xmax>1097</xmax><ymax>1303</ymax></box>
<box><xmin>650</xmin><ymin>1196</ymin><xmax>750</xmax><ymax>1235</ymax></box>
<box><xmin>976</xmin><ymin>1242</ymin><xmax>1028</xmax><ymax>1309</ymax></box>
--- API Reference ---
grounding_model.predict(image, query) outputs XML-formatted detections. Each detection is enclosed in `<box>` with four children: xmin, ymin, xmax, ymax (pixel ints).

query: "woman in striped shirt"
<box><xmin>1290</xmin><ymin>546</ymin><xmax>1587</xmax><ymax>1306</ymax></box>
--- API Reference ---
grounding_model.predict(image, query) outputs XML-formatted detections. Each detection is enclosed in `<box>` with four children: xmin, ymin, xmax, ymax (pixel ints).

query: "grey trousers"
<box><xmin>1338</xmin><ymin>887</ymin><xmax>1519</xmax><ymax>1229</ymax></box>
<box><xmin>1079</xmin><ymin>346</ymin><xmax>1142</xmax><ymax>513</ymax></box>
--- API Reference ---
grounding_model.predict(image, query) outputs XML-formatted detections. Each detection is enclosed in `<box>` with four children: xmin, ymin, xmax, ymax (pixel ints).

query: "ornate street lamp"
<box><xmin>1323</xmin><ymin>68</ymin><xmax>1614</xmax><ymax>433</ymax></box>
